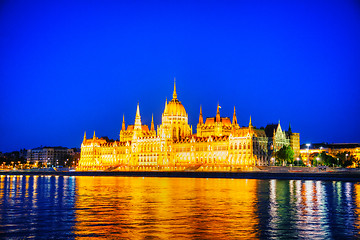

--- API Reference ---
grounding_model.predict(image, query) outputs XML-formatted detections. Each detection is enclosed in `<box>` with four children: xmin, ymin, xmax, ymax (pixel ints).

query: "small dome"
<box><xmin>165</xmin><ymin>99</ymin><xmax>187</xmax><ymax>117</ymax></box>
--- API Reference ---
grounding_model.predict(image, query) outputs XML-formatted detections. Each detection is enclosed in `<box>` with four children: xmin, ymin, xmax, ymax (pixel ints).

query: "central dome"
<box><xmin>165</xmin><ymin>98</ymin><xmax>187</xmax><ymax>117</ymax></box>
<box><xmin>159</xmin><ymin>79</ymin><xmax>192</xmax><ymax>140</ymax></box>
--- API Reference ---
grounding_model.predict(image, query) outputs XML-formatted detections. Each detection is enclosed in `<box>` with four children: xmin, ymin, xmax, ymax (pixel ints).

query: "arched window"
<box><xmin>173</xmin><ymin>128</ymin><xmax>177</xmax><ymax>138</ymax></box>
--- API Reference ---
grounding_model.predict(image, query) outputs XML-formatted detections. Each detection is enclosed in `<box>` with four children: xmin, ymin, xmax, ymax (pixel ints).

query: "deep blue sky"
<box><xmin>1</xmin><ymin>0</ymin><xmax>360</xmax><ymax>152</ymax></box>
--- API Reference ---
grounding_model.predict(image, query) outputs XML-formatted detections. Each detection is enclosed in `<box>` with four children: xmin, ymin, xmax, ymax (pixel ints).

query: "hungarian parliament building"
<box><xmin>78</xmin><ymin>82</ymin><xmax>300</xmax><ymax>171</ymax></box>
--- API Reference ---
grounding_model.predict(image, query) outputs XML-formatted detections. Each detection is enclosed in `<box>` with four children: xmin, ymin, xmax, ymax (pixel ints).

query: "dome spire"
<box><xmin>93</xmin><ymin>131</ymin><xmax>96</xmax><ymax>139</ymax></box>
<box><xmin>83</xmin><ymin>131</ymin><xmax>86</xmax><ymax>142</ymax></box>
<box><xmin>173</xmin><ymin>77</ymin><xmax>177</xmax><ymax>99</ymax></box>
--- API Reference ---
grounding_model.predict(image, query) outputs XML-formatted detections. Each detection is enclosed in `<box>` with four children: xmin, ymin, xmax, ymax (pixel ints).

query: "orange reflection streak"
<box><xmin>0</xmin><ymin>175</ymin><xmax>5</xmax><ymax>200</ymax></box>
<box><xmin>355</xmin><ymin>184</ymin><xmax>360</xmax><ymax>234</ymax></box>
<box><xmin>32</xmin><ymin>176</ymin><xmax>38</xmax><ymax>209</ymax></box>
<box><xmin>25</xmin><ymin>175</ymin><xmax>30</xmax><ymax>199</ymax></box>
<box><xmin>74</xmin><ymin>177</ymin><xmax>259</xmax><ymax>239</ymax></box>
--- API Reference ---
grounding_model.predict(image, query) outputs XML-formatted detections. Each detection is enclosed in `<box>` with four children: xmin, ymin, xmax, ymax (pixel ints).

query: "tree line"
<box><xmin>274</xmin><ymin>145</ymin><xmax>359</xmax><ymax>168</ymax></box>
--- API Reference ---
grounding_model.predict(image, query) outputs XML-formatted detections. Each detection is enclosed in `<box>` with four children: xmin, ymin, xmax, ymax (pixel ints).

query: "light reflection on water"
<box><xmin>74</xmin><ymin>177</ymin><xmax>258</xmax><ymax>239</ymax></box>
<box><xmin>0</xmin><ymin>175</ymin><xmax>359</xmax><ymax>239</ymax></box>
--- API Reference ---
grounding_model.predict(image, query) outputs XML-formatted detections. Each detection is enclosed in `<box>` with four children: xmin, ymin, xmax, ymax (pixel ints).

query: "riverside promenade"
<box><xmin>1</xmin><ymin>167</ymin><xmax>360</xmax><ymax>182</ymax></box>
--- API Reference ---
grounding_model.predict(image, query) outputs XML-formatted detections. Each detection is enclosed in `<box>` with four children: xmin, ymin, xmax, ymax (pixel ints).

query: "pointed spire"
<box><xmin>173</xmin><ymin>77</ymin><xmax>177</xmax><ymax>99</ymax></box>
<box><xmin>151</xmin><ymin>114</ymin><xmax>155</xmax><ymax>131</ymax></box>
<box><xmin>122</xmin><ymin>115</ymin><xmax>125</xmax><ymax>131</ymax></box>
<box><xmin>233</xmin><ymin>106</ymin><xmax>237</xmax><ymax>125</ymax></box>
<box><xmin>164</xmin><ymin>98</ymin><xmax>168</xmax><ymax>114</ymax></box>
<box><xmin>249</xmin><ymin>115</ymin><xmax>253</xmax><ymax>127</ymax></box>
<box><xmin>93</xmin><ymin>131</ymin><xmax>96</xmax><ymax>139</ymax></box>
<box><xmin>83</xmin><ymin>131</ymin><xmax>87</xmax><ymax>142</ymax></box>
<box><xmin>277</xmin><ymin>120</ymin><xmax>282</xmax><ymax>132</ymax></box>
<box><xmin>136</xmin><ymin>103</ymin><xmax>140</xmax><ymax>118</ymax></box>
<box><xmin>199</xmin><ymin>105</ymin><xmax>203</xmax><ymax>125</ymax></box>
<box><xmin>288</xmin><ymin>122</ymin><xmax>292</xmax><ymax>134</ymax></box>
<box><xmin>216</xmin><ymin>103</ymin><xmax>220</xmax><ymax>122</ymax></box>
<box><xmin>134</xmin><ymin>103</ymin><xmax>142</xmax><ymax>130</ymax></box>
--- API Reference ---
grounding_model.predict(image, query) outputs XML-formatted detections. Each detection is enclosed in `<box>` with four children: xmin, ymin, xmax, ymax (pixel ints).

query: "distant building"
<box><xmin>263</xmin><ymin>122</ymin><xmax>300</xmax><ymax>164</ymax></box>
<box><xmin>27</xmin><ymin>146</ymin><xmax>74</xmax><ymax>166</ymax></box>
<box><xmin>78</xmin><ymin>82</ymin><xmax>300</xmax><ymax>170</ymax></box>
<box><xmin>265</xmin><ymin>122</ymin><xmax>290</xmax><ymax>154</ymax></box>
<box><xmin>300</xmin><ymin>143</ymin><xmax>360</xmax><ymax>165</ymax></box>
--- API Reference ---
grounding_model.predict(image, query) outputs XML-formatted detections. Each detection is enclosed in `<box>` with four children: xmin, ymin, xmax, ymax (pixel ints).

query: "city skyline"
<box><xmin>1</xmin><ymin>0</ymin><xmax>360</xmax><ymax>153</ymax></box>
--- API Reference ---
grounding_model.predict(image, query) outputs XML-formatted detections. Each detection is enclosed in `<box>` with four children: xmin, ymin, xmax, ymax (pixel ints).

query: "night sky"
<box><xmin>1</xmin><ymin>0</ymin><xmax>360</xmax><ymax>153</ymax></box>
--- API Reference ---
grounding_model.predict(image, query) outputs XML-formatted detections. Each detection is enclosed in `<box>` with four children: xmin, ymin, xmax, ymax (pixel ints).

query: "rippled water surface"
<box><xmin>0</xmin><ymin>175</ymin><xmax>360</xmax><ymax>239</ymax></box>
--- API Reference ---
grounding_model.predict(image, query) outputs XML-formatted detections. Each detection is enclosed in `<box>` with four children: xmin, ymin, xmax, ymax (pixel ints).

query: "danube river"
<box><xmin>0</xmin><ymin>175</ymin><xmax>359</xmax><ymax>239</ymax></box>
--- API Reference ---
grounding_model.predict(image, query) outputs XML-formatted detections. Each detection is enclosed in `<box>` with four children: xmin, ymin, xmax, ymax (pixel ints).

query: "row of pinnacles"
<box><xmin>78</xmin><ymin>80</ymin><xmax>300</xmax><ymax>170</ymax></box>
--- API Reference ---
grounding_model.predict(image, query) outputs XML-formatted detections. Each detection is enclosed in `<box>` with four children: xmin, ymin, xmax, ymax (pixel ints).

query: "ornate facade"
<box><xmin>78</xmin><ymin>82</ymin><xmax>300</xmax><ymax>171</ymax></box>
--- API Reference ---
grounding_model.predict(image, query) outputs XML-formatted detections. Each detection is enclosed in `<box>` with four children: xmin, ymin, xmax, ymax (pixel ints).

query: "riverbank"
<box><xmin>1</xmin><ymin>168</ymin><xmax>360</xmax><ymax>182</ymax></box>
